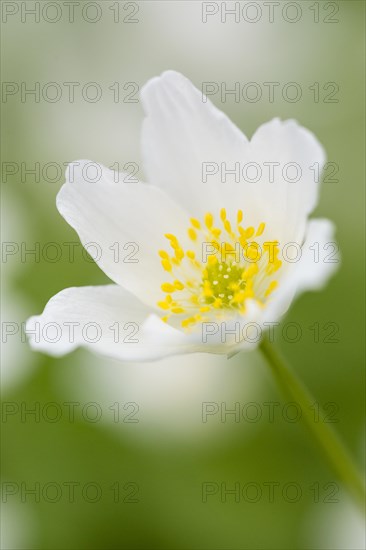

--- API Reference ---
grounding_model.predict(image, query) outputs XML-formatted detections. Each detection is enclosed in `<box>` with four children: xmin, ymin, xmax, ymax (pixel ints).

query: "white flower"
<box><xmin>26</xmin><ymin>71</ymin><xmax>338</xmax><ymax>361</ymax></box>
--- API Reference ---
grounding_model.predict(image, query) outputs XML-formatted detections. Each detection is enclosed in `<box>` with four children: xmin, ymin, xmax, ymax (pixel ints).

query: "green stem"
<box><xmin>259</xmin><ymin>335</ymin><xmax>365</xmax><ymax>512</ymax></box>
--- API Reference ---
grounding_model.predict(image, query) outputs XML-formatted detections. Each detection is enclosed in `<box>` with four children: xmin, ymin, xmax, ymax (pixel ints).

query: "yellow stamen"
<box><xmin>157</xmin><ymin>210</ymin><xmax>282</xmax><ymax>328</ymax></box>
<box><xmin>161</xmin><ymin>283</ymin><xmax>175</xmax><ymax>293</ymax></box>
<box><xmin>265</xmin><ymin>280</ymin><xmax>278</xmax><ymax>297</ymax></box>
<box><xmin>256</xmin><ymin>222</ymin><xmax>265</xmax><ymax>236</ymax></box>
<box><xmin>224</xmin><ymin>220</ymin><xmax>232</xmax><ymax>233</ymax></box>
<box><xmin>190</xmin><ymin>218</ymin><xmax>201</xmax><ymax>229</ymax></box>
<box><xmin>172</xmin><ymin>307</ymin><xmax>185</xmax><ymax>314</ymax></box>
<box><xmin>161</xmin><ymin>259</ymin><xmax>172</xmax><ymax>272</ymax></box>
<box><xmin>207</xmin><ymin>255</ymin><xmax>217</xmax><ymax>266</ymax></box>
<box><xmin>205</xmin><ymin>213</ymin><xmax>214</xmax><ymax>229</ymax></box>
<box><xmin>188</xmin><ymin>228</ymin><xmax>197</xmax><ymax>241</ymax></box>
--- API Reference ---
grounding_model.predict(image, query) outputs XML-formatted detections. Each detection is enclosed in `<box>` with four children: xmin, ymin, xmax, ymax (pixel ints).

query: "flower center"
<box><xmin>157</xmin><ymin>209</ymin><xmax>282</xmax><ymax>330</ymax></box>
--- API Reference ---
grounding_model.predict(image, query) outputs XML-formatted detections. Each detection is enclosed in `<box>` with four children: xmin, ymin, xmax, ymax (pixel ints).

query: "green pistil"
<box><xmin>203</xmin><ymin>261</ymin><xmax>246</xmax><ymax>306</ymax></box>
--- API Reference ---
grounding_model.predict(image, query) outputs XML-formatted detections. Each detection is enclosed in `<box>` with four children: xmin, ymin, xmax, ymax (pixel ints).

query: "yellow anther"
<box><xmin>266</xmin><ymin>260</ymin><xmax>282</xmax><ymax>275</ymax></box>
<box><xmin>210</xmin><ymin>241</ymin><xmax>220</xmax><ymax>252</ymax></box>
<box><xmin>175</xmin><ymin>247</ymin><xmax>184</xmax><ymax>261</ymax></box>
<box><xmin>205</xmin><ymin>213</ymin><xmax>214</xmax><ymax>229</ymax></box>
<box><xmin>158</xmin><ymin>250</ymin><xmax>169</xmax><ymax>259</ymax></box>
<box><xmin>203</xmin><ymin>282</ymin><xmax>213</xmax><ymax>297</ymax></box>
<box><xmin>239</xmin><ymin>237</ymin><xmax>246</xmax><ymax>249</ymax></box>
<box><xmin>245</xmin><ymin>243</ymin><xmax>261</xmax><ymax>261</ymax></box>
<box><xmin>233</xmin><ymin>291</ymin><xmax>245</xmax><ymax>304</ymax></box>
<box><xmin>221</xmin><ymin>242</ymin><xmax>236</xmax><ymax>262</ymax></box>
<box><xmin>157</xmin><ymin>301</ymin><xmax>170</xmax><ymax>310</ymax></box>
<box><xmin>172</xmin><ymin>307</ymin><xmax>185</xmax><ymax>314</ymax></box>
<box><xmin>256</xmin><ymin>222</ymin><xmax>265</xmax><ymax>236</ymax></box>
<box><xmin>220</xmin><ymin>208</ymin><xmax>227</xmax><ymax>222</ymax></box>
<box><xmin>265</xmin><ymin>280</ymin><xmax>278</xmax><ymax>297</ymax></box>
<box><xmin>229</xmin><ymin>282</ymin><xmax>240</xmax><ymax>292</ymax></box>
<box><xmin>161</xmin><ymin>259</ymin><xmax>172</xmax><ymax>272</ymax></box>
<box><xmin>224</xmin><ymin>242</ymin><xmax>235</xmax><ymax>252</ymax></box>
<box><xmin>186</xmin><ymin>250</ymin><xmax>195</xmax><ymax>260</ymax></box>
<box><xmin>161</xmin><ymin>283</ymin><xmax>176</xmax><ymax>293</ymax></box>
<box><xmin>181</xmin><ymin>317</ymin><xmax>196</xmax><ymax>328</ymax></box>
<box><xmin>245</xmin><ymin>289</ymin><xmax>254</xmax><ymax>299</ymax></box>
<box><xmin>211</xmin><ymin>228</ymin><xmax>222</xmax><ymax>238</ymax></box>
<box><xmin>174</xmin><ymin>280</ymin><xmax>184</xmax><ymax>290</ymax></box>
<box><xmin>188</xmin><ymin>228</ymin><xmax>197</xmax><ymax>241</ymax></box>
<box><xmin>200</xmin><ymin>306</ymin><xmax>210</xmax><ymax>313</ymax></box>
<box><xmin>165</xmin><ymin>233</ymin><xmax>178</xmax><ymax>243</ymax></box>
<box><xmin>190</xmin><ymin>218</ymin><xmax>201</xmax><ymax>229</ymax></box>
<box><xmin>213</xmin><ymin>298</ymin><xmax>222</xmax><ymax>308</ymax></box>
<box><xmin>224</xmin><ymin>220</ymin><xmax>232</xmax><ymax>233</ymax></box>
<box><xmin>237</xmin><ymin>210</ymin><xmax>243</xmax><ymax>224</ymax></box>
<box><xmin>242</xmin><ymin>263</ymin><xmax>258</xmax><ymax>280</ymax></box>
<box><xmin>263</xmin><ymin>241</ymin><xmax>279</xmax><ymax>263</ymax></box>
<box><xmin>161</xmin><ymin>316</ymin><xmax>169</xmax><ymax>323</ymax></box>
<box><xmin>207</xmin><ymin>255</ymin><xmax>217</xmax><ymax>266</ymax></box>
<box><xmin>245</xmin><ymin>227</ymin><xmax>255</xmax><ymax>239</ymax></box>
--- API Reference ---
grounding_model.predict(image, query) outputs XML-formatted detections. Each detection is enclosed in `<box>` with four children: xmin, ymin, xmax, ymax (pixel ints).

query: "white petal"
<box><xmin>262</xmin><ymin>218</ymin><xmax>339</xmax><ymax>323</ymax></box>
<box><xmin>141</xmin><ymin>70</ymin><xmax>248</xmax><ymax>216</ymax></box>
<box><xmin>57</xmin><ymin>161</ymin><xmax>191</xmax><ymax>308</ymax></box>
<box><xmin>141</xmin><ymin>72</ymin><xmax>325</xmax><ymax>243</ymax></box>
<box><xmin>245</xmin><ymin>118</ymin><xmax>326</xmax><ymax>242</ymax></box>
<box><xmin>194</xmin><ymin>299</ymin><xmax>265</xmax><ymax>354</ymax></box>
<box><xmin>25</xmin><ymin>285</ymin><xmax>195</xmax><ymax>361</ymax></box>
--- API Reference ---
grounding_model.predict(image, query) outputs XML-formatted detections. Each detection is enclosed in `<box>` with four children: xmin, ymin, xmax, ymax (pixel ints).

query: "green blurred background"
<box><xmin>1</xmin><ymin>1</ymin><xmax>365</xmax><ymax>548</ymax></box>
